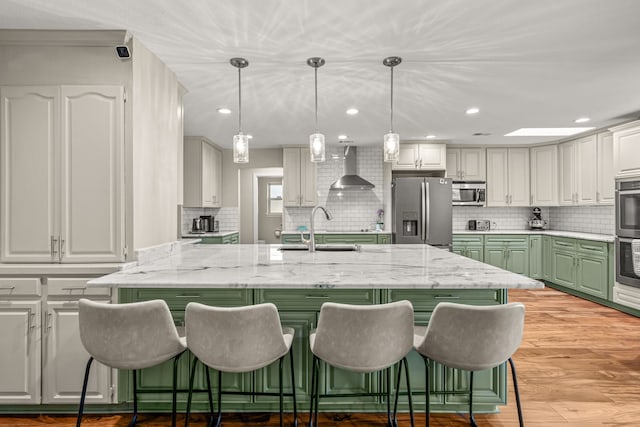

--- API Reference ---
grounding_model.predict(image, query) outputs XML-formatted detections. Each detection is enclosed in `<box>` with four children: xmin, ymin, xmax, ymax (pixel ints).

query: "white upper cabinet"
<box><xmin>558</xmin><ymin>134</ymin><xmax>608</xmax><ymax>206</ymax></box>
<box><xmin>596</xmin><ymin>132</ymin><xmax>614</xmax><ymax>205</ymax></box>
<box><xmin>393</xmin><ymin>143</ymin><xmax>446</xmax><ymax>170</ymax></box>
<box><xmin>446</xmin><ymin>147</ymin><xmax>486</xmax><ymax>180</ymax></box>
<box><xmin>183</xmin><ymin>136</ymin><xmax>222</xmax><ymax>208</ymax></box>
<box><xmin>530</xmin><ymin>145</ymin><xmax>558</xmax><ymax>206</ymax></box>
<box><xmin>611</xmin><ymin>120</ymin><xmax>640</xmax><ymax>179</ymax></box>
<box><xmin>283</xmin><ymin>147</ymin><xmax>316</xmax><ymax>207</ymax></box>
<box><xmin>1</xmin><ymin>86</ymin><xmax>125</xmax><ymax>263</ymax></box>
<box><xmin>486</xmin><ymin>148</ymin><xmax>530</xmax><ymax>207</ymax></box>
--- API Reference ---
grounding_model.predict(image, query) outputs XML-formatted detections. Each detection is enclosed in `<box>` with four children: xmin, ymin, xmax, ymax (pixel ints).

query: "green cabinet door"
<box><xmin>484</xmin><ymin>247</ymin><xmax>507</xmax><ymax>269</ymax></box>
<box><xmin>506</xmin><ymin>247</ymin><xmax>529</xmax><ymax>276</ymax></box>
<box><xmin>529</xmin><ymin>235</ymin><xmax>542</xmax><ymax>279</ymax></box>
<box><xmin>551</xmin><ymin>250</ymin><xmax>576</xmax><ymax>288</ymax></box>
<box><xmin>577</xmin><ymin>255</ymin><xmax>607</xmax><ymax>298</ymax></box>
<box><xmin>484</xmin><ymin>236</ymin><xmax>529</xmax><ymax>276</ymax></box>
<box><xmin>377</xmin><ymin>234</ymin><xmax>391</xmax><ymax>244</ymax></box>
<box><xmin>542</xmin><ymin>236</ymin><xmax>552</xmax><ymax>281</ymax></box>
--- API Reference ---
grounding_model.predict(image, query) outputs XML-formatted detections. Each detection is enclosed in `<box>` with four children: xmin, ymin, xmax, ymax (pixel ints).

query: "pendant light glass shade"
<box><xmin>307</xmin><ymin>57</ymin><xmax>326</xmax><ymax>163</ymax></box>
<box><xmin>230</xmin><ymin>57</ymin><xmax>249</xmax><ymax>163</ymax></box>
<box><xmin>383</xmin><ymin>132</ymin><xmax>400</xmax><ymax>162</ymax></box>
<box><xmin>383</xmin><ymin>56</ymin><xmax>402</xmax><ymax>162</ymax></box>
<box><xmin>233</xmin><ymin>133</ymin><xmax>249</xmax><ymax>163</ymax></box>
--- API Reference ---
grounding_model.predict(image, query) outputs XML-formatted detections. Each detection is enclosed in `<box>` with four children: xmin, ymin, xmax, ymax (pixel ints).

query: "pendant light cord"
<box><xmin>238</xmin><ymin>66</ymin><xmax>242</xmax><ymax>133</ymax></box>
<box><xmin>314</xmin><ymin>66</ymin><xmax>319</xmax><ymax>133</ymax></box>
<box><xmin>390</xmin><ymin>65</ymin><xmax>394</xmax><ymax>133</ymax></box>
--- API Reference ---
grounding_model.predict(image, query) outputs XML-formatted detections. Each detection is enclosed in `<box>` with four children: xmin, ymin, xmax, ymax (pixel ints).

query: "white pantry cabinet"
<box><xmin>530</xmin><ymin>145</ymin><xmax>558</xmax><ymax>206</ymax></box>
<box><xmin>446</xmin><ymin>147</ymin><xmax>486</xmax><ymax>180</ymax></box>
<box><xmin>0</xmin><ymin>85</ymin><xmax>125</xmax><ymax>263</ymax></box>
<box><xmin>393</xmin><ymin>143</ymin><xmax>446</xmax><ymax>170</ymax></box>
<box><xmin>611</xmin><ymin>120</ymin><xmax>640</xmax><ymax>179</ymax></box>
<box><xmin>283</xmin><ymin>147</ymin><xmax>316</xmax><ymax>207</ymax></box>
<box><xmin>183</xmin><ymin>136</ymin><xmax>222</xmax><ymax>208</ymax></box>
<box><xmin>558</xmin><ymin>134</ymin><xmax>599</xmax><ymax>205</ymax></box>
<box><xmin>596</xmin><ymin>132</ymin><xmax>614</xmax><ymax>205</ymax></box>
<box><xmin>486</xmin><ymin>148</ymin><xmax>530</xmax><ymax>207</ymax></box>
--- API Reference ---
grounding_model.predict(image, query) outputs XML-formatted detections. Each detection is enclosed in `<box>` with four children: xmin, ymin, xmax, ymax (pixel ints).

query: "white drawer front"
<box><xmin>47</xmin><ymin>278</ymin><xmax>111</xmax><ymax>297</ymax></box>
<box><xmin>0</xmin><ymin>278</ymin><xmax>41</xmax><ymax>297</ymax></box>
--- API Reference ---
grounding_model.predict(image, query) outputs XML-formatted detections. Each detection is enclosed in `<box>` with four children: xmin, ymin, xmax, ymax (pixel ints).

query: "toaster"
<box><xmin>475</xmin><ymin>220</ymin><xmax>491</xmax><ymax>231</ymax></box>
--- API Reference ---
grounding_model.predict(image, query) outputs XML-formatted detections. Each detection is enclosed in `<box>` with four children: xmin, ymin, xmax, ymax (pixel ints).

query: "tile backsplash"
<box><xmin>549</xmin><ymin>205</ymin><xmax>614</xmax><ymax>235</ymax></box>
<box><xmin>283</xmin><ymin>146</ymin><xmax>385</xmax><ymax>231</ymax></box>
<box><xmin>453</xmin><ymin>206</ymin><xmax>548</xmax><ymax>231</ymax></box>
<box><xmin>182</xmin><ymin>207</ymin><xmax>239</xmax><ymax>235</ymax></box>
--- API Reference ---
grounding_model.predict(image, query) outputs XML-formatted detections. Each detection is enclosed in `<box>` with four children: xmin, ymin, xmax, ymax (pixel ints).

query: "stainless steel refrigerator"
<box><xmin>392</xmin><ymin>177</ymin><xmax>452</xmax><ymax>248</ymax></box>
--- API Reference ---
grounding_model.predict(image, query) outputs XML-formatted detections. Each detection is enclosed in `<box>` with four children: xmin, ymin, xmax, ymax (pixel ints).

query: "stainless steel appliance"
<box><xmin>616</xmin><ymin>179</ymin><xmax>640</xmax><ymax>238</ymax></box>
<box><xmin>616</xmin><ymin>237</ymin><xmax>640</xmax><ymax>288</ymax></box>
<box><xmin>528</xmin><ymin>207</ymin><xmax>547</xmax><ymax>229</ymax></box>
<box><xmin>191</xmin><ymin>218</ymin><xmax>204</xmax><ymax>233</ymax></box>
<box><xmin>392</xmin><ymin>177</ymin><xmax>452</xmax><ymax>248</ymax></box>
<box><xmin>200</xmin><ymin>215</ymin><xmax>213</xmax><ymax>232</ymax></box>
<box><xmin>475</xmin><ymin>220</ymin><xmax>490</xmax><ymax>231</ymax></box>
<box><xmin>452</xmin><ymin>181</ymin><xmax>486</xmax><ymax>206</ymax></box>
<box><xmin>468</xmin><ymin>220</ymin><xmax>477</xmax><ymax>230</ymax></box>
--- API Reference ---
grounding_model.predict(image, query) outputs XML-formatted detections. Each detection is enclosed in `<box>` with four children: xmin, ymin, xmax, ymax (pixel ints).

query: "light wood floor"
<box><xmin>2</xmin><ymin>287</ymin><xmax>639</xmax><ymax>426</ymax></box>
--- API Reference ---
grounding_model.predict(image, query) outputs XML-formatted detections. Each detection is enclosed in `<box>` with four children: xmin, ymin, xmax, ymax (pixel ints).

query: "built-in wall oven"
<box><xmin>615</xmin><ymin>178</ymin><xmax>640</xmax><ymax>289</ymax></box>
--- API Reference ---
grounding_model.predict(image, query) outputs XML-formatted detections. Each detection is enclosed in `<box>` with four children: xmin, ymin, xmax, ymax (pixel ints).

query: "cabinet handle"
<box><xmin>61</xmin><ymin>286</ymin><xmax>87</xmax><ymax>294</ymax></box>
<box><xmin>58</xmin><ymin>238</ymin><xmax>65</xmax><ymax>262</ymax></box>
<box><xmin>0</xmin><ymin>286</ymin><xmax>15</xmax><ymax>292</ymax></box>
<box><xmin>581</xmin><ymin>245</ymin><xmax>602</xmax><ymax>252</ymax></box>
<box><xmin>46</xmin><ymin>310</ymin><xmax>53</xmax><ymax>330</ymax></box>
<box><xmin>596</xmin><ymin>192</ymin><xmax>600</xmax><ymax>203</ymax></box>
<box><xmin>305</xmin><ymin>295</ymin><xmax>330</xmax><ymax>299</ymax></box>
<box><xmin>434</xmin><ymin>295</ymin><xmax>461</xmax><ymax>299</ymax></box>
<box><xmin>51</xmin><ymin>236</ymin><xmax>58</xmax><ymax>259</ymax></box>
<box><xmin>530</xmin><ymin>195</ymin><xmax>533</xmax><ymax>205</ymax></box>
<box><xmin>505</xmin><ymin>195</ymin><xmax>509</xmax><ymax>204</ymax></box>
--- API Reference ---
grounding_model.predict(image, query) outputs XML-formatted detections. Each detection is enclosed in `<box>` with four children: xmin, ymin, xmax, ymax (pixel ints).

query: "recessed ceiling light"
<box><xmin>574</xmin><ymin>117</ymin><xmax>590</xmax><ymax>123</ymax></box>
<box><xmin>217</xmin><ymin>108</ymin><xmax>231</xmax><ymax>114</ymax></box>
<box><xmin>465</xmin><ymin>107</ymin><xmax>480</xmax><ymax>115</ymax></box>
<box><xmin>426</xmin><ymin>134</ymin><xmax>436</xmax><ymax>139</ymax></box>
<box><xmin>505</xmin><ymin>127</ymin><xmax>595</xmax><ymax>137</ymax></box>
<box><xmin>346</xmin><ymin>108</ymin><xmax>359</xmax><ymax>115</ymax></box>
<box><xmin>338</xmin><ymin>134</ymin><xmax>348</xmax><ymax>140</ymax></box>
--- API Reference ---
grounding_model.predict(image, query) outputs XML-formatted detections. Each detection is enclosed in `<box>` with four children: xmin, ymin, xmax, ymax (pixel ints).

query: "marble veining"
<box><xmin>88</xmin><ymin>244</ymin><xmax>544</xmax><ymax>290</ymax></box>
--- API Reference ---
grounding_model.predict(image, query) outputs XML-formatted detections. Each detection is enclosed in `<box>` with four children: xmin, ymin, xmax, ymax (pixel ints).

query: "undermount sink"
<box><xmin>279</xmin><ymin>244</ymin><xmax>361</xmax><ymax>252</ymax></box>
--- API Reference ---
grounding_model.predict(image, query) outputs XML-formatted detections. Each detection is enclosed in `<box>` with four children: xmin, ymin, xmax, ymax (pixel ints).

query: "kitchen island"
<box><xmin>89</xmin><ymin>243</ymin><xmax>543</xmax><ymax>414</ymax></box>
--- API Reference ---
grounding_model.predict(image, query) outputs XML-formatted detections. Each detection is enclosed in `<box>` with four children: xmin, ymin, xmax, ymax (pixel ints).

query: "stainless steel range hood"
<box><xmin>330</xmin><ymin>146</ymin><xmax>375</xmax><ymax>190</ymax></box>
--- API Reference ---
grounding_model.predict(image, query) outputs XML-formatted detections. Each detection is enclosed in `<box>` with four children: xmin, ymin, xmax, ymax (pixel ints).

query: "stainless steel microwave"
<box><xmin>452</xmin><ymin>181</ymin><xmax>486</xmax><ymax>206</ymax></box>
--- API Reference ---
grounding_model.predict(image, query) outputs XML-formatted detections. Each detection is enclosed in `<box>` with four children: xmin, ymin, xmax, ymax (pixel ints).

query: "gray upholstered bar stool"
<box><xmin>309</xmin><ymin>300</ymin><xmax>415</xmax><ymax>427</ymax></box>
<box><xmin>184</xmin><ymin>302</ymin><xmax>297</xmax><ymax>427</ymax></box>
<box><xmin>413</xmin><ymin>302</ymin><xmax>525</xmax><ymax>427</ymax></box>
<box><xmin>77</xmin><ymin>298</ymin><xmax>187</xmax><ymax>427</ymax></box>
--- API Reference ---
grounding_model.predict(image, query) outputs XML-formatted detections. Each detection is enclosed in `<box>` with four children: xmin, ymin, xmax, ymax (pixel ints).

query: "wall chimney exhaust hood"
<box><xmin>330</xmin><ymin>146</ymin><xmax>375</xmax><ymax>190</ymax></box>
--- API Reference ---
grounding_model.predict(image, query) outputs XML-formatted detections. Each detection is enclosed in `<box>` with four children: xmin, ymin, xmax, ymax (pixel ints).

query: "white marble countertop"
<box><xmin>88</xmin><ymin>244</ymin><xmax>543</xmax><ymax>290</ymax></box>
<box><xmin>453</xmin><ymin>229</ymin><xmax>614</xmax><ymax>242</ymax></box>
<box><xmin>0</xmin><ymin>263</ymin><xmax>125</xmax><ymax>276</ymax></box>
<box><xmin>182</xmin><ymin>230</ymin><xmax>239</xmax><ymax>238</ymax></box>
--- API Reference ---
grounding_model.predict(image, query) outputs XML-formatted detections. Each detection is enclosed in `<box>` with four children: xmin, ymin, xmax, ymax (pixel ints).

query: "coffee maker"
<box><xmin>199</xmin><ymin>215</ymin><xmax>214</xmax><ymax>232</ymax></box>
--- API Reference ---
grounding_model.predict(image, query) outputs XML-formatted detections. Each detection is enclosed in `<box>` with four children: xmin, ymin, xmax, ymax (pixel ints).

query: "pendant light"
<box><xmin>307</xmin><ymin>57</ymin><xmax>326</xmax><ymax>162</ymax></box>
<box><xmin>230</xmin><ymin>57</ymin><xmax>249</xmax><ymax>163</ymax></box>
<box><xmin>383</xmin><ymin>56</ymin><xmax>402</xmax><ymax>162</ymax></box>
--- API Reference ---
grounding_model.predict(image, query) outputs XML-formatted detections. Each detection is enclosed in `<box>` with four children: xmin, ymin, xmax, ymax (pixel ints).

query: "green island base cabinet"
<box><xmin>453</xmin><ymin>233</ymin><xmax>640</xmax><ymax>317</ymax></box>
<box><xmin>194</xmin><ymin>232</ymin><xmax>239</xmax><ymax>244</ymax></box>
<box><xmin>118</xmin><ymin>287</ymin><xmax>508</xmax><ymax>414</ymax></box>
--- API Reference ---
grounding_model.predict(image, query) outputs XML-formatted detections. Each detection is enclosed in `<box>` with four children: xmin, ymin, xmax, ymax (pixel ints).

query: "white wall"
<box><xmin>131</xmin><ymin>38</ymin><xmax>182</xmax><ymax>250</ymax></box>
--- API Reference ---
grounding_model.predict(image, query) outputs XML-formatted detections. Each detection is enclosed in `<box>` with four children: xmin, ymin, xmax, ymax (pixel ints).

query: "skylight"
<box><xmin>505</xmin><ymin>127</ymin><xmax>595</xmax><ymax>137</ymax></box>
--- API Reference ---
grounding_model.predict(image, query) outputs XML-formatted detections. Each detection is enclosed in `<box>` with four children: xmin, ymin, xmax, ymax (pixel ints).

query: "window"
<box><xmin>268</xmin><ymin>182</ymin><xmax>283</xmax><ymax>215</ymax></box>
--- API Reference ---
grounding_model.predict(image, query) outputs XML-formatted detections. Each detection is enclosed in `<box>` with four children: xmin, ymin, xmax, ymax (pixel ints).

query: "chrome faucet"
<box><xmin>301</xmin><ymin>205</ymin><xmax>333</xmax><ymax>252</ymax></box>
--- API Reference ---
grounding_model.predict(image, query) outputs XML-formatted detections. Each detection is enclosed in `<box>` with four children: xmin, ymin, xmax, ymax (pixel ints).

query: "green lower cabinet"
<box><xmin>281</xmin><ymin>233</ymin><xmax>323</xmax><ymax>244</ymax></box>
<box><xmin>551</xmin><ymin>249</ymin><xmax>577</xmax><ymax>288</ymax></box>
<box><xmin>542</xmin><ymin>236</ymin><xmax>552</xmax><ymax>281</ymax></box>
<box><xmin>576</xmin><ymin>255</ymin><xmax>608</xmax><ymax>298</ymax></box>
<box><xmin>377</xmin><ymin>234</ymin><xmax>391</xmax><ymax>244</ymax></box>
<box><xmin>281</xmin><ymin>233</ymin><xmax>391</xmax><ymax>245</ymax></box>
<box><xmin>529</xmin><ymin>236</ymin><xmax>542</xmax><ymax>279</ymax></box>
<box><xmin>484</xmin><ymin>236</ymin><xmax>529</xmax><ymax>277</ymax></box>
<box><xmin>199</xmin><ymin>232</ymin><xmax>239</xmax><ymax>244</ymax></box>
<box><xmin>452</xmin><ymin>235</ymin><xmax>484</xmax><ymax>262</ymax></box>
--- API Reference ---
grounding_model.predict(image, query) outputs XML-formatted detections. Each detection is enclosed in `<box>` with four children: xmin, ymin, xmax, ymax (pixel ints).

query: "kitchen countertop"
<box><xmin>453</xmin><ymin>229</ymin><xmax>614</xmax><ymax>242</ymax></box>
<box><xmin>0</xmin><ymin>263</ymin><xmax>126</xmax><ymax>276</ymax></box>
<box><xmin>182</xmin><ymin>230</ymin><xmax>239</xmax><ymax>238</ymax></box>
<box><xmin>88</xmin><ymin>243</ymin><xmax>544</xmax><ymax>290</ymax></box>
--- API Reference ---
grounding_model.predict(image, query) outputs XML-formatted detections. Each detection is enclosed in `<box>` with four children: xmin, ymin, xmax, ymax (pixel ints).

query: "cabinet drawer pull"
<box><xmin>305</xmin><ymin>295</ymin><xmax>330</xmax><ymax>299</ymax></box>
<box><xmin>581</xmin><ymin>245</ymin><xmax>602</xmax><ymax>252</ymax></box>
<box><xmin>0</xmin><ymin>286</ymin><xmax>16</xmax><ymax>291</ymax></box>
<box><xmin>434</xmin><ymin>295</ymin><xmax>461</xmax><ymax>299</ymax></box>
<box><xmin>61</xmin><ymin>287</ymin><xmax>87</xmax><ymax>291</ymax></box>
<box><xmin>175</xmin><ymin>295</ymin><xmax>202</xmax><ymax>298</ymax></box>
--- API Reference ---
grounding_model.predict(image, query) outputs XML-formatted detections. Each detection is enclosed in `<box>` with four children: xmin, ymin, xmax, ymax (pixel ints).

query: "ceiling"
<box><xmin>2</xmin><ymin>0</ymin><xmax>640</xmax><ymax>149</ymax></box>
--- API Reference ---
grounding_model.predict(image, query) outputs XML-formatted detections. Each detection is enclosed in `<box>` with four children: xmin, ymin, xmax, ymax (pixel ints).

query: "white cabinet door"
<box><xmin>0</xmin><ymin>86</ymin><xmax>59</xmax><ymax>263</ymax></box>
<box><xmin>612</xmin><ymin>120</ymin><xmax>640</xmax><ymax>179</ymax></box>
<box><xmin>0</xmin><ymin>300</ymin><xmax>41</xmax><ymax>404</ymax></box>
<box><xmin>507</xmin><ymin>148</ymin><xmax>530</xmax><ymax>206</ymax></box>
<box><xmin>460</xmin><ymin>148</ymin><xmax>486</xmax><ymax>181</ymax></box>
<box><xmin>418</xmin><ymin>144</ymin><xmax>446</xmax><ymax>170</ymax></box>
<box><xmin>299</xmin><ymin>147</ymin><xmax>317</xmax><ymax>207</ymax></box>
<box><xmin>283</xmin><ymin>147</ymin><xmax>316</xmax><ymax>207</ymax></box>
<box><xmin>486</xmin><ymin>148</ymin><xmax>509</xmax><ymax>206</ymax></box>
<box><xmin>596</xmin><ymin>132</ymin><xmax>614</xmax><ymax>205</ymax></box>
<box><xmin>43</xmin><ymin>300</ymin><xmax>112</xmax><ymax>404</ymax></box>
<box><xmin>59</xmin><ymin>86</ymin><xmax>124</xmax><ymax>263</ymax></box>
<box><xmin>445</xmin><ymin>148</ymin><xmax>460</xmax><ymax>179</ymax></box>
<box><xmin>575</xmin><ymin>135</ymin><xmax>597</xmax><ymax>205</ymax></box>
<box><xmin>558</xmin><ymin>141</ymin><xmax>576</xmax><ymax>205</ymax></box>
<box><xmin>393</xmin><ymin>143</ymin><xmax>419</xmax><ymax>170</ymax></box>
<box><xmin>530</xmin><ymin>145</ymin><xmax>558</xmax><ymax>206</ymax></box>
<box><xmin>211</xmin><ymin>146</ymin><xmax>222</xmax><ymax>207</ymax></box>
<box><xmin>201</xmin><ymin>141</ymin><xmax>215</xmax><ymax>207</ymax></box>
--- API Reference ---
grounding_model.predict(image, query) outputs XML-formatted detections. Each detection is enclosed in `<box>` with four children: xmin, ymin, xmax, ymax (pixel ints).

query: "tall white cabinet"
<box><xmin>183</xmin><ymin>136</ymin><xmax>222</xmax><ymax>208</ymax></box>
<box><xmin>530</xmin><ymin>145</ymin><xmax>558</xmax><ymax>206</ymax></box>
<box><xmin>283</xmin><ymin>147</ymin><xmax>316</xmax><ymax>207</ymax></box>
<box><xmin>0</xmin><ymin>85</ymin><xmax>125</xmax><ymax>263</ymax></box>
<box><xmin>611</xmin><ymin>120</ymin><xmax>640</xmax><ymax>179</ymax></box>
<box><xmin>486</xmin><ymin>148</ymin><xmax>530</xmax><ymax>207</ymax></box>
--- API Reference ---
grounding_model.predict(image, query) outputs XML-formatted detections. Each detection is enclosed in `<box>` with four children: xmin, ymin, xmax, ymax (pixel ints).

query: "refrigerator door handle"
<box><xmin>421</xmin><ymin>181</ymin><xmax>426</xmax><ymax>241</ymax></box>
<box><xmin>425</xmin><ymin>181</ymin><xmax>430</xmax><ymax>242</ymax></box>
